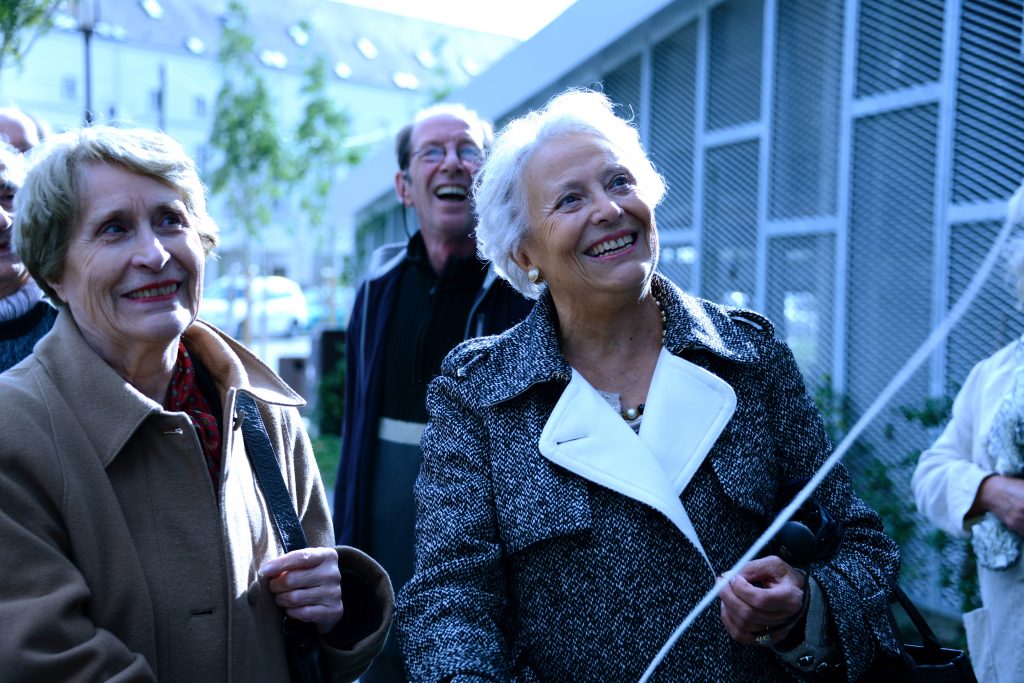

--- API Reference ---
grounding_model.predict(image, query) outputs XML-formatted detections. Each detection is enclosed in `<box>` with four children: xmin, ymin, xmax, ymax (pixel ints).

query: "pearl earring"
<box><xmin>527</xmin><ymin>267</ymin><xmax>541</xmax><ymax>283</ymax></box>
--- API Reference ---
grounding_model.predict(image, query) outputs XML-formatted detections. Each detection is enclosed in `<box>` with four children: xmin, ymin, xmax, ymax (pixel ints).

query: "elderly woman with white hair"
<box><xmin>395</xmin><ymin>89</ymin><xmax>900</xmax><ymax>681</ymax></box>
<box><xmin>913</xmin><ymin>182</ymin><xmax>1024</xmax><ymax>683</ymax></box>
<box><xmin>0</xmin><ymin>125</ymin><xmax>392</xmax><ymax>681</ymax></box>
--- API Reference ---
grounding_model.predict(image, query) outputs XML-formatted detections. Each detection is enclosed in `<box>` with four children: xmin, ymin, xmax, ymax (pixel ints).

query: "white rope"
<box><xmin>639</xmin><ymin>208</ymin><xmax>1019</xmax><ymax>682</ymax></box>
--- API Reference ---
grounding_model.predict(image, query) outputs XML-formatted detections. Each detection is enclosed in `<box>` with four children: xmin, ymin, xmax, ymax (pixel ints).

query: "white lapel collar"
<box><xmin>538</xmin><ymin>365</ymin><xmax>727</xmax><ymax>568</ymax></box>
<box><xmin>639</xmin><ymin>348</ymin><xmax>737</xmax><ymax>496</ymax></box>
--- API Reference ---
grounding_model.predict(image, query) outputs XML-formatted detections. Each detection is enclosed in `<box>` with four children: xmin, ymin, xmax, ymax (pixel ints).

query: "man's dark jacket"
<box><xmin>332</xmin><ymin>238</ymin><xmax>533</xmax><ymax>548</ymax></box>
<box><xmin>0</xmin><ymin>300</ymin><xmax>57</xmax><ymax>373</ymax></box>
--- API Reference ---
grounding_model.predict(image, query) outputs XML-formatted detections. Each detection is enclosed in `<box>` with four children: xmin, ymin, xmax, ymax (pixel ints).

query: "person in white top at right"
<box><xmin>913</xmin><ymin>180</ymin><xmax>1024</xmax><ymax>683</ymax></box>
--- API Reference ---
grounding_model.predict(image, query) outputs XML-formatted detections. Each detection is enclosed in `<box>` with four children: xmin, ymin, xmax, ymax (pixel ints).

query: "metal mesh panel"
<box><xmin>601</xmin><ymin>55</ymin><xmax>642</xmax><ymax>123</ymax></box>
<box><xmin>847</xmin><ymin>105</ymin><xmax>938</xmax><ymax>413</ymax></box>
<box><xmin>766</xmin><ymin>234</ymin><xmax>835</xmax><ymax>388</ymax></box>
<box><xmin>330</xmin><ymin>0</ymin><xmax>1024</xmax><ymax>625</ymax></box>
<box><xmin>844</xmin><ymin>106</ymin><xmax>938</xmax><ymax>567</ymax></box>
<box><xmin>702</xmin><ymin>141</ymin><xmax>759</xmax><ymax>306</ymax></box>
<box><xmin>707</xmin><ymin>0</ymin><xmax>764</xmax><ymax>130</ymax></box>
<box><xmin>947</xmin><ymin>220</ymin><xmax>1024</xmax><ymax>387</ymax></box>
<box><xmin>658</xmin><ymin>241</ymin><xmax>698</xmax><ymax>294</ymax></box>
<box><xmin>952</xmin><ymin>0</ymin><xmax>1024</xmax><ymax>203</ymax></box>
<box><xmin>855</xmin><ymin>0</ymin><xmax>945</xmax><ymax>96</ymax></box>
<box><xmin>769</xmin><ymin>0</ymin><xmax>844</xmax><ymax>218</ymax></box>
<box><xmin>650</xmin><ymin>22</ymin><xmax>699</xmax><ymax>231</ymax></box>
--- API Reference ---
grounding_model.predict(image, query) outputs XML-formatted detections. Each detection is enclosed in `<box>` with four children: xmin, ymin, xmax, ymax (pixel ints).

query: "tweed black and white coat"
<box><xmin>397</xmin><ymin>273</ymin><xmax>900</xmax><ymax>682</ymax></box>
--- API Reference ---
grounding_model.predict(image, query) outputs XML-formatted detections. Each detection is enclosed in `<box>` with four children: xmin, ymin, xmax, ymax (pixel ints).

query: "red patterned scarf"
<box><xmin>166</xmin><ymin>341</ymin><xmax>223</xmax><ymax>495</ymax></box>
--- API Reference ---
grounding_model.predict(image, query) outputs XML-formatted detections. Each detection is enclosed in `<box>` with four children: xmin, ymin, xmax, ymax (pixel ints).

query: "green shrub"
<box><xmin>311</xmin><ymin>433</ymin><xmax>340</xmax><ymax>491</ymax></box>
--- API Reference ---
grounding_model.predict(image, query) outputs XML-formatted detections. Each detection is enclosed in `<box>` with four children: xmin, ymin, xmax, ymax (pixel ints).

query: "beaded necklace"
<box><xmin>618</xmin><ymin>293</ymin><xmax>666</xmax><ymax>421</ymax></box>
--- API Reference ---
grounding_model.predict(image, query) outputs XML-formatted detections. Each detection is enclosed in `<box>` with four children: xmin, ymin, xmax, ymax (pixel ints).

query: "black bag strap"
<box><xmin>235</xmin><ymin>392</ymin><xmax>326</xmax><ymax>683</ymax></box>
<box><xmin>892</xmin><ymin>585</ymin><xmax>943</xmax><ymax>653</ymax></box>
<box><xmin>235</xmin><ymin>391</ymin><xmax>308</xmax><ymax>553</ymax></box>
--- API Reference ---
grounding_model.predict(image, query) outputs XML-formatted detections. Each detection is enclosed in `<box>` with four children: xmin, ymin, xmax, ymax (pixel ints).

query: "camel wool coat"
<box><xmin>0</xmin><ymin>310</ymin><xmax>392</xmax><ymax>682</ymax></box>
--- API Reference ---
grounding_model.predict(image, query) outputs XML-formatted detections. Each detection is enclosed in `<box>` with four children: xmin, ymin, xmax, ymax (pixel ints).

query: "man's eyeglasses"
<box><xmin>412</xmin><ymin>143</ymin><xmax>483</xmax><ymax>166</ymax></box>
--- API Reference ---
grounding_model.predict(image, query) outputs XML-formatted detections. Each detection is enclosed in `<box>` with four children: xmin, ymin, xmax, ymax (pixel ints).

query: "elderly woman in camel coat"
<box><xmin>0</xmin><ymin>125</ymin><xmax>392</xmax><ymax>681</ymax></box>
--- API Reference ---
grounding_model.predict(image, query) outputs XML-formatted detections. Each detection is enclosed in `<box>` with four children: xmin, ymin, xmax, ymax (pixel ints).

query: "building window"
<box><xmin>334</xmin><ymin>62</ymin><xmax>352</xmax><ymax>79</ymax></box>
<box><xmin>185</xmin><ymin>36</ymin><xmax>205</xmax><ymax>54</ymax></box>
<box><xmin>195</xmin><ymin>144</ymin><xmax>208</xmax><ymax>173</ymax></box>
<box><xmin>259</xmin><ymin>50</ymin><xmax>288</xmax><ymax>69</ymax></box>
<box><xmin>194</xmin><ymin>95</ymin><xmax>207</xmax><ymax>117</ymax></box>
<box><xmin>356</xmin><ymin>37</ymin><xmax>378</xmax><ymax>60</ymax></box>
<box><xmin>61</xmin><ymin>75</ymin><xmax>77</xmax><ymax>101</ymax></box>
<box><xmin>392</xmin><ymin>71</ymin><xmax>420</xmax><ymax>90</ymax></box>
<box><xmin>415</xmin><ymin>48</ymin><xmax>436</xmax><ymax>69</ymax></box>
<box><xmin>140</xmin><ymin>0</ymin><xmax>164</xmax><ymax>20</ymax></box>
<box><xmin>459</xmin><ymin>56</ymin><xmax>481</xmax><ymax>76</ymax></box>
<box><xmin>288</xmin><ymin>24</ymin><xmax>309</xmax><ymax>47</ymax></box>
<box><xmin>149</xmin><ymin>89</ymin><xmax>162</xmax><ymax>112</ymax></box>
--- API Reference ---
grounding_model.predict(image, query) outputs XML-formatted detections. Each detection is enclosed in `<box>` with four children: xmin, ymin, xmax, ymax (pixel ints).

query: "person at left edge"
<box><xmin>0</xmin><ymin>125</ymin><xmax>393</xmax><ymax>681</ymax></box>
<box><xmin>0</xmin><ymin>141</ymin><xmax>57</xmax><ymax>373</ymax></box>
<box><xmin>0</xmin><ymin>106</ymin><xmax>41</xmax><ymax>154</ymax></box>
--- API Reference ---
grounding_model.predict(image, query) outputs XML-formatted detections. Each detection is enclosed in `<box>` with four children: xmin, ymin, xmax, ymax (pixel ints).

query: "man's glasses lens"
<box><xmin>415</xmin><ymin>145</ymin><xmax>482</xmax><ymax>164</ymax></box>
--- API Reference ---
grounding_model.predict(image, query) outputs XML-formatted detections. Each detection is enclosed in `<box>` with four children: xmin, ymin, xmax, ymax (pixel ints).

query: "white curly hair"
<box><xmin>473</xmin><ymin>88</ymin><xmax>667</xmax><ymax>299</ymax></box>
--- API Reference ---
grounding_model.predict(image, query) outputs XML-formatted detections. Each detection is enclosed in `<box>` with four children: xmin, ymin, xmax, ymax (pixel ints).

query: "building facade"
<box><xmin>0</xmin><ymin>0</ymin><xmax>517</xmax><ymax>287</ymax></box>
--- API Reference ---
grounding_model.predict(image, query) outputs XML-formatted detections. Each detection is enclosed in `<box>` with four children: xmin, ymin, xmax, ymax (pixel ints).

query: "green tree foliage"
<box><xmin>206</xmin><ymin>1</ymin><xmax>290</xmax><ymax>344</ymax></box>
<box><xmin>0</xmin><ymin>0</ymin><xmax>59</xmax><ymax>81</ymax></box>
<box><xmin>208</xmin><ymin>5</ymin><xmax>365</xmax><ymax>256</ymax></box>
<box><xmin>208</xmin><ymin>0</ymin><xmax>288</xmax><ymax>237</ymax></box>
<box><xmin>292</xmin><ymin>51</ymin><xmax>364</xmax><ymax>241</ymax></box>
<box><xmin>206</xmin><ymin>3</ymin><xmax>365</xmax><ymax>377</ymax></box>
<box><xmin>315</xmin><ymin>332</ymin><xmax>346</xmax><ymax>436</ymax></box>
<box><xmin>426</xmin><ymin>37</ymin><xmax>455</xmax><ymax>103</ymax></box>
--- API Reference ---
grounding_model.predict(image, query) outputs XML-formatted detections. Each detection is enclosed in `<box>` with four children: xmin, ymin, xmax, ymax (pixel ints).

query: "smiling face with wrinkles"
<box><xmin>48</xmin><ymin>162</ymin><xmax>204</xmax><ymax>367</ymax></box>
<box><xmin>398</xmin><ymin>113</ymin><xmax>486</xmax><ymax>247</ymax></box>
<box><xmin>515</xmin><ymin>133</ymin><xmax>659</xmax><ymax>309</ymax></box>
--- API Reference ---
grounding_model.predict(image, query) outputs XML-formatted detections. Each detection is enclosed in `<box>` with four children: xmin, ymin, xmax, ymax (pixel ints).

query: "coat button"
<box><xmin>797</xmin><ymin>655</ymin><xmax>815</xmax><ymax>669</ymax></box>
<box><xmin>247</xmin><ymin>578</ymin><xmax>260</xmax><ymax>605</ymax></box>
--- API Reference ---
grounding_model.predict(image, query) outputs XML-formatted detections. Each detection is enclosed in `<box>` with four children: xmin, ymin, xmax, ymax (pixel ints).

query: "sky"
<box><xmin>331</xmin><ymin>0</ymin><xmax>579</xmax><ymax>40</ymax></box>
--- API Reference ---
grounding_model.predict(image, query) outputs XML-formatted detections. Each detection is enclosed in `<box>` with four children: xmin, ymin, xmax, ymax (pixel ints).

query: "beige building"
<box><xmin>0</xmin><ymin>0</ymin><xmax>517</xmax><ymax>286</ymax></box>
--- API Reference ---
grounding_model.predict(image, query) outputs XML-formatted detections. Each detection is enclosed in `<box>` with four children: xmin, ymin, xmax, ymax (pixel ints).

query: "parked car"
<box><xmin>200</xmin><ymin>275</ymin><xmax>309</xmax><ymax>338</ymax></box>
<box><xmin>303</xmin><ymin>284</ymin><xmax>356</xmax><ymax>330</ymax></box>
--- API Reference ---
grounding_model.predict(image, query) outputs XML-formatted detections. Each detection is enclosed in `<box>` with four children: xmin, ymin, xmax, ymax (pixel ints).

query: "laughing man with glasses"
<box><xmin>331</xmin><ymin>103</ymin><xmax>533</xmax><ymax>683</ymax></box>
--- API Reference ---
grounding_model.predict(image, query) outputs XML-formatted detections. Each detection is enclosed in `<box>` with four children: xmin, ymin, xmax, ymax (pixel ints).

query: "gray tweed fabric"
<box><xmin>397</xmin><ymin>273</ymin><xmax>900</xmax><ymax>682</ymax></box>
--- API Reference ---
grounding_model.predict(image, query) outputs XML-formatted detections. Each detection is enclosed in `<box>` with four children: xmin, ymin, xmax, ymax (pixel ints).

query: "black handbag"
<box><xmin>236</xmin><ymin>392</ymin><xmax>328</xmax><ymax>683</ymax></box>
<box><xmin>767</xmin><ymin>482</ymin><xmax>975</xmax><ymax>683</ymax></box>
<box><xmin>864</xmin><ymin>585</ymin><xmax>977</xmax><ymax>683</ymax></box>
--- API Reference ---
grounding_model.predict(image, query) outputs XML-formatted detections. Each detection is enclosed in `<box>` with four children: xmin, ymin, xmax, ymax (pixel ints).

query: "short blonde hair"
<box><xmin>474</xmin><ymin>88</ymin><xmax>667</xmax><ymax>299</ymax></box>
<box><xmin>14</xmin><ymin>124</ymin><xmax>218</xmax><ymax>303</ymax></box>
